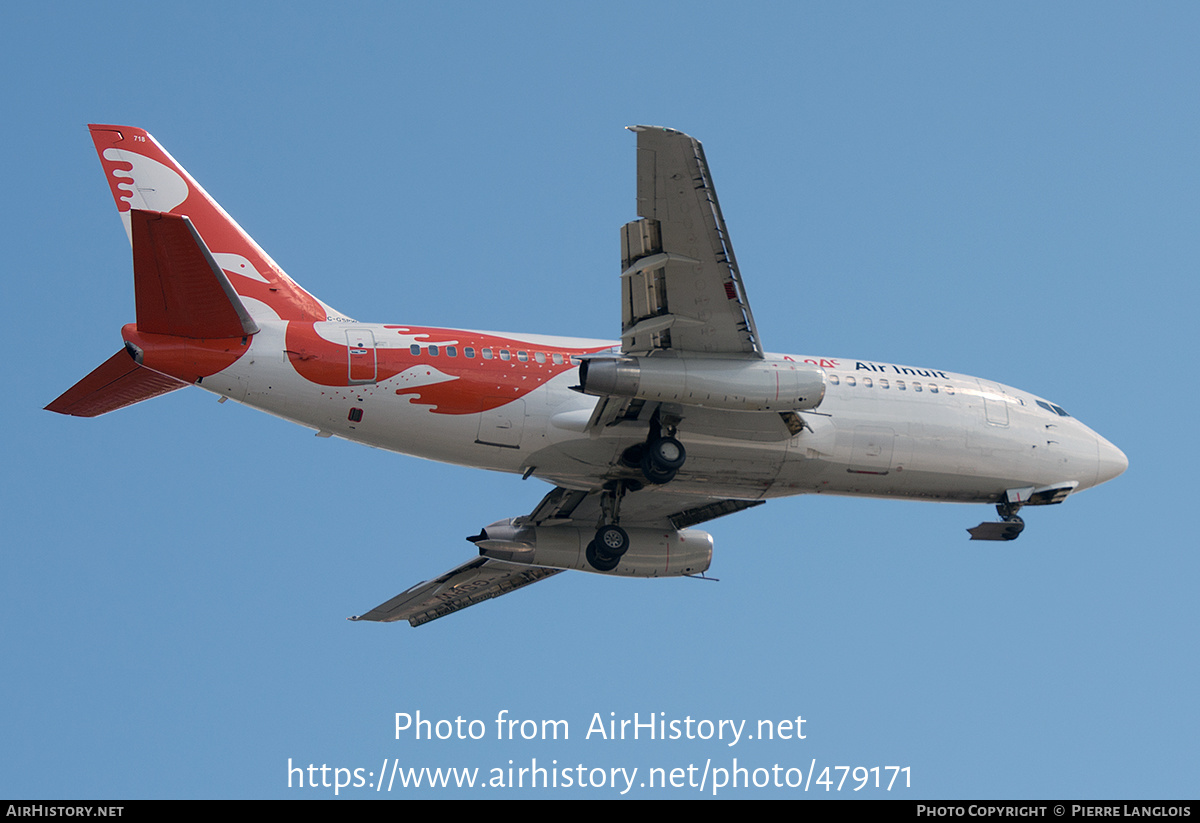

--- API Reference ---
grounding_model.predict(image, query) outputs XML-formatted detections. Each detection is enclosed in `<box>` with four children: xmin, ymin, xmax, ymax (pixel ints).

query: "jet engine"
<box><xmin>470</xmin><ymin>520</ymin><xmax>712</xmax><ymax>577</ymax></box>
<box><xmin>578</xmin><ymin>356</ymin><xmax>825</xmax><ymax>412</ymax></box>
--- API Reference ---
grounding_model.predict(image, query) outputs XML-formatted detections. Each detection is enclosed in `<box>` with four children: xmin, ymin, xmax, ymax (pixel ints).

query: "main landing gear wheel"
<box><xmin>648</xmin><ymin>436</ymin><xmax>686</xmax><ymax>469</ymax></box>
<box><xmin>586</xmin><ymin>524</ymin><xmax>629</xmax><ymax>572</ymax></box>
<box><xmin>640</xmin><ymin>436</ymin><xmax>686</xmax><ymax>485</ymax></box>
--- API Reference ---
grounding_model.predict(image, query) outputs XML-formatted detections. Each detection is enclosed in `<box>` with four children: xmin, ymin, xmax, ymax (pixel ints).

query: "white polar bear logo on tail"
<box><xmin>102</xmin><ymin>148</ymin><xmax>190</xmax><ymax>244</ymax></box>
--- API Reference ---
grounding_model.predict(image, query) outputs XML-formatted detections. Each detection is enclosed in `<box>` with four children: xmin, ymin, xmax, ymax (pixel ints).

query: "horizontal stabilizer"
<box><xmin>45</xmin><ymin>348</ymin><xmax>186</xmax><ymax>417</ymax></box>
<box><xmin>350</xmin><ymin>556</ymin><xmax>561</xmax><ymax>627</ymax></box>
<box><xmin>132</xmin><ymin>209</ymin><xmax>259</xmax><ymax>339</ymax></box>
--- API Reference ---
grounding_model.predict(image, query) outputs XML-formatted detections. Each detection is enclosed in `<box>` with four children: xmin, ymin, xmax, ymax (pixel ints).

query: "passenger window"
<box><xmin>464</xmin><ymin>347</ymin><xmax>475</xmax><ymax>358</ymax></box>
<box><xmin>552</xmin><ymin>353</ymin><xmax>563</xmax><ymax>365</ymax></box>
<box><xmin>913</xmin><ymin>382</ymin><xmax>922</xmax><ymax>392</ymax></box>
<box><xmin>482</xmin><ymin>348</ymin><xmax>493</xmax><ymax>360</ymax></box>
<box><xmin>829</xmin><ymin>374</ymin><xmax>840</xmax><ymax>385</ymax></box>
<box><xmin>929</xmin><ymin>384</ymin><xmax>938</xmax><ymax>394</ymax></box>
<box><xmin>846</xmin><ymin>376</ymin><xmax>856</xmax><ymax>386</ymax></box>
<box><xmin>447</xmin><ymin>346</ymin><xmax>457</xmax><ymax>357</ymax></box>
<box><xmin>517</xmin><ymin>351</ymin><xmax>528</xmax><ymax>362</ymax></box>
<box><xmin>410</xmin><ymin>344</ymin><xmax>420</xmax><ymax>356</ymax></box>
<box><xmin>429</xmin><ymin>345</ymin><xmax>439</xmax><ymax>356</ymax></box>
<box><xmin>897</xmin><ymin>380</ymin><xmax>906</xmax><ymax>390</ymax></box>
<box><xmin>535</xmin><ymin>352</ymin><xmax>547</xmax><ymax>364</ymax></box>
<box><xmin>945</xmin><ymin>385</ymin><xmax>954</xmax><ymax>395</ymax></box>
<box><xmin>879</xmin><ymin>379</ymin><xmax>889</xmax><ymax>389</ymax></box>
<box><xmin>862</xmin><ymin>377</ymin><xmax>873</xmax><ymax>387</ymax></box>
<box><xmin>500</xmin><ymin>350</ymin><xmax>511</xmax><ymax>361</ymax></box>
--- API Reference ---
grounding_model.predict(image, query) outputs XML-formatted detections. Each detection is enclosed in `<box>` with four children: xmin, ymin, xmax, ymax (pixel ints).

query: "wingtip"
<box><xmin>626</xmin><ymin>125</ymin><xmax>695</xmax><ymax>140</ymax></box>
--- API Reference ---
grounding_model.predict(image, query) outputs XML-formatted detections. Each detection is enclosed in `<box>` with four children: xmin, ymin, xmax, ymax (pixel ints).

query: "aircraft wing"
<box><xmin>517</xmin><ymin>484</ymin><xmax>764</xmax><ymax>531</ymax></box>
<box><xmin>351</xmin><ymin>486</ymin><xmax>761</xmax><ymax>627</ymax></box>
<box><xmin>620</xmin><ymin>126</ymin><xmax>762</xmax><ymax>357</ymax></box>
<box><xmin>349</xmin><ymin>557</ymin><xmax>562</xmax><ymax>628</ymax></box>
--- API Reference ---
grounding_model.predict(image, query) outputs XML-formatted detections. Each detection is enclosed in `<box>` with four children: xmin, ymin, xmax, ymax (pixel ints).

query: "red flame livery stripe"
<box><xmin>285</xmin><ymin>323</ymin><xmax>608</xmax><ymax>415</ymax></box>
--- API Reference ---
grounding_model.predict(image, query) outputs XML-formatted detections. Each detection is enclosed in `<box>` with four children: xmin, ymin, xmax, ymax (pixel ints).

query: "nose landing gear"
<box><xmin>967</xmin><ymin>501</ymin><xmax>1026</xmax><ymax>541</ymax></box>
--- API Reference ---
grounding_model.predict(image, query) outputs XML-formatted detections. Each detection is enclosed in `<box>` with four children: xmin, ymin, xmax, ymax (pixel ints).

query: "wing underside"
<box><xmin>621</xmin><ymin>126</ymin><xmax>762</xmax><ymax>357</ymax></box>
<box><xmin>351</xmin><ymin>485</ymin><xmax>762</xmax><ymax>627</ymax></box>
<box><xmin>350</xmin><ymin>557</ymin><xmax>562</xmax><ymax>627</ymax></box>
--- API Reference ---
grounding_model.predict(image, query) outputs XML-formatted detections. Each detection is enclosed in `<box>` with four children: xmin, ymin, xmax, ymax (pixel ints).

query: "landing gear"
<box><xmin>635</xmin><ymin>411</ymin><xmax>687</xmax><ymax>485</ymax></box>
<box><xmin>586</xmin><ymin>482</ymin><xmax>633</xmax><ymax>571</ymax></box>
<box><xmin>640</xmin><ymin>435</ymin><xmax>685</xmax><ymax>484</ymax></box>
<box><xmin>967</xmin><ymin>501</ymin><xmax>1026</xmax><ymax>541</ymax></box>
<box><xmin>586</xmin><ymin>524</ymin><xmax>629</xmax><ymax>572</ymax></box>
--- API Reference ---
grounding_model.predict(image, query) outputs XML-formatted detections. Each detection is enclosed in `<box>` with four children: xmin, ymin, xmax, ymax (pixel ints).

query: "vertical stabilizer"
<box><xmin>88</xmin><ymin>124</ymin><xmax>346</xmax><ymax>323</ymax></box>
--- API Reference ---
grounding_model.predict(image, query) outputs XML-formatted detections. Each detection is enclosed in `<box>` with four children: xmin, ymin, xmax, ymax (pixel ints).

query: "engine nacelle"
<box><xmin>473</xmin><ymin>520</ymin><xmax>712</xmax><ymax>577</ymax></box>
<box><xmin>579</xmin><ymin>355</ymin><xmax>825</xmax><ymax>411</ymax></box>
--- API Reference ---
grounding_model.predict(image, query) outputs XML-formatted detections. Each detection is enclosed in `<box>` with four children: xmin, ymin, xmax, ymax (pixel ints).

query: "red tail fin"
<box><xmin>89</xmin><ymin>124</ymin><xmax>341</xmax><ymax>323</ymax></box>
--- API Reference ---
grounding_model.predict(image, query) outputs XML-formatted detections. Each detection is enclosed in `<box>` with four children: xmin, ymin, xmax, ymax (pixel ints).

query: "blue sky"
<box><xmin>2</xmin><ymin>2</ymin><xmax>1196</xmax><ymax>798</ymax></box>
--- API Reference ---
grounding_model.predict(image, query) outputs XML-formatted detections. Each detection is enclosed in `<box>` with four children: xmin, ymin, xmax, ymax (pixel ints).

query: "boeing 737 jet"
<box><xmin>48</xmin><ymin>125</ymin><xmax>1128</xmax><ymax>626</ymax></box>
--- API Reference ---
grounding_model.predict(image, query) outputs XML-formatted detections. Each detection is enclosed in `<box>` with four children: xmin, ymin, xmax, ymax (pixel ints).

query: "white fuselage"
<box><xmin>195</xmin><ymin>320</ymin><xmax>1125</xmax><ymax>507</ymax></box>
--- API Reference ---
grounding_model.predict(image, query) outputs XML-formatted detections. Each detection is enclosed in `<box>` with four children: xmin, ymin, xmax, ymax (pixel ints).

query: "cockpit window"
<box><xmin>1037</xmin><ymin>399</ymin><xmax>1071</xmax><ymax>417</ymax></box>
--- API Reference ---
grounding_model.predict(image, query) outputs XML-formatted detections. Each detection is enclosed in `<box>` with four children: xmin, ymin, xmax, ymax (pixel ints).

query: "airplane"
<box><xmin>48</xmin><ymin>124</ymin><xmax>1128</xmax><ymax>627</ymax></box>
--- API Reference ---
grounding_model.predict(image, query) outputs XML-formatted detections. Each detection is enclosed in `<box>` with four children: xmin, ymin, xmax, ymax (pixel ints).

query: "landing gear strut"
<box><xmin>586</xmin><ymin>481</ymin><xmax>632</xmax><ymax>571</ymax></box>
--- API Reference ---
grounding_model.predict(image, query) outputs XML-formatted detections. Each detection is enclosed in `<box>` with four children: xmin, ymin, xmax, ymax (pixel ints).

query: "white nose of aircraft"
<box><xmin>1094</xmin><ymin>434</ymin><xmax>1129</xmax><ymax>487</ymax></box>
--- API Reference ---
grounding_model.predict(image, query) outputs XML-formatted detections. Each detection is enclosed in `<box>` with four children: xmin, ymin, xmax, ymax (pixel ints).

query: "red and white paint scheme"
<box><xmin>49</xmin><ymin>125</ymin><xmax>1128</xmax><ymax>626</ymax></box>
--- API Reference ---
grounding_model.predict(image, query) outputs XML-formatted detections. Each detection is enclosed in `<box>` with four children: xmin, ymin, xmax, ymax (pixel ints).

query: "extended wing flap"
<box><xmin>350</xmin><ymin>557</ymin><xmax>561</xmax><ymax>627</ymax></box>
<box><xmin>622</xmin><ymin>126</ymin><xmax>762</xmax><ymax>356</ymax></box>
